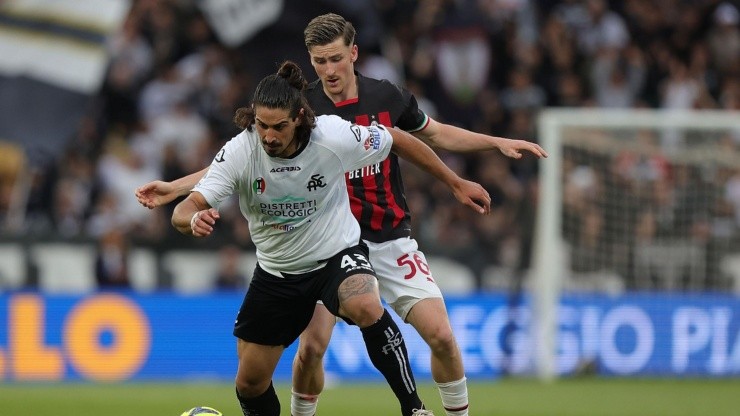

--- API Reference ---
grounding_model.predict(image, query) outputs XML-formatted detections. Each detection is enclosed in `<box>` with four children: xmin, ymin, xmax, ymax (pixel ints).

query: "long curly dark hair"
<box><xmin>233</xmin><ymin>61</ymin><xmax>316</xmax><ymax>147</ymax></box>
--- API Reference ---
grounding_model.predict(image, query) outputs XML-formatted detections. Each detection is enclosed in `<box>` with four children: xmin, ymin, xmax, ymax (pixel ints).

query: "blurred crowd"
<box><xmin>1</xmin><ymin>0</ymin><xmax>739</xmax><ymax>291</ymax></box>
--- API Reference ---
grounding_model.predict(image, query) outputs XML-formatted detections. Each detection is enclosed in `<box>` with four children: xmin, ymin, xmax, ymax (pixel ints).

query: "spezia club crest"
<box><xmin>253</xmin><ymin>177</ymin><xmax>266</xmax><ymax>195</ymax></box>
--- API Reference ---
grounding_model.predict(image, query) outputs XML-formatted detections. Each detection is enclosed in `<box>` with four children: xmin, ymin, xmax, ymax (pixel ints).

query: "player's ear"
<box><xmin>350</xmin><ymin>44</ymin><xmax>358</xmax><ymax>63</ymax></box>
<box><xmin>295</xmin><ymin>108</ymin><xmax>305</xmax><ymax>125</ymax></box>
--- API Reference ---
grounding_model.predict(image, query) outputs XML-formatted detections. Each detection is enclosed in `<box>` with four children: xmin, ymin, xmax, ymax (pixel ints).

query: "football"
<box><xmin>180</xmin><ymin>406</ymin><xmax>223</xmax><ymax>416</ymax></box>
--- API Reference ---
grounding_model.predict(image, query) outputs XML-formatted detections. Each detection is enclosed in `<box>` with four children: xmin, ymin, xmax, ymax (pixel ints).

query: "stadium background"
<box><xmin>0</xmin><ymin>0</ymin><xmax>739</xmax><ymax>414</ymax></box>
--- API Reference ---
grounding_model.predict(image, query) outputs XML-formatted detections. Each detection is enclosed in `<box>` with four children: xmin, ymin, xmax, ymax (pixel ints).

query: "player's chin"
<box><xmin>325</xmin><ymin>79</ymin><xmax>342</xmax><ymax>91</ymax></box>
<box><xmin>263</xmin><ymin>146</ymin><xmax>281</xmax><ymax>156</ymax></box>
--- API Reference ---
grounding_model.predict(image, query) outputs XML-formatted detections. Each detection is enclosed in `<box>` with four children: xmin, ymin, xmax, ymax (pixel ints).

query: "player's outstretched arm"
<box><xmin>414</xmin><ymin>118</ymin><xmax>549</xmax><ymax>159</ymax></box>
<box><xmin>172</xmin><ymin>191</ymin><xmax>220</xmax><ymax>237</ymax></box>
<box><xmin>389</xmin><ymin>127</ymin><xmax>491</xmax><ymax>215</ymax></box>
<box><xmin>135</xmin><ymin>167</ymin><xmax>210</xmax><ymax>209</ymax></box>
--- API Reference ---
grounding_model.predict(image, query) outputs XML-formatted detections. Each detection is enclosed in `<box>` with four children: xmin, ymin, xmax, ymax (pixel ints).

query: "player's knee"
<box><xmin>426</xmin><ymin>325</ymin><xmax>459</xmax><ymax>356</ymax></box>
<box><xmin>235</xmin><ymin>374</ymin><xmax>270</xmax><ymax>398</ymax></box>
<box><xmin>298</xmin><ymin>338</ymin><xmax>328</xmax><ymax>365</ymax></box>
<box><xmin>342</xmin><ymin>295</ymin><xmax>383</xmax><ymax>327</ymax></box>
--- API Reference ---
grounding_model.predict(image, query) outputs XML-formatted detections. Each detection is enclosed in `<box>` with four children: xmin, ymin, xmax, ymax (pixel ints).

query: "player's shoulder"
<box><xmin>305</xmin><ymin>78</ymin><xmax>324</xmax><ymax>97</ymax></box>
<box><xmin>231</xmin><ymin>128</ymin><xmax>258</xmax><ymax>148</ymax></box>
<box><xmin>313</xmin><ymin>115</ymin><xmax>368</xmax><ymax>148</ymax></box>
<box><xmin>357</xmin><ymin>72</ymin><xmax>408</xmax><ymax>98</ymax></box>
<box><xmin>220</xmin><ymin>128</ymin><xmax>258</xmax><ymax>159</ymax></box>
<box><xmin>315</xmin><ymin>113</ymin><xmax>347</xmax><ymax>125</ymax></box>
<box><xmin>314</xmin><ymin>114</ymin><xmax>350</xmax><ymax>136</ymax></box>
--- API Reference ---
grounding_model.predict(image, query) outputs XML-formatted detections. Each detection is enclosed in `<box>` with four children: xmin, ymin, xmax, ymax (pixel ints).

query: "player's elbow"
<box><xmin>171</xmin><ymin>206</ymin><xmax>191</xmax><ymax>235</ymax></box>
<box><xmin>172</xmin><ymin>218</ymin><xmax>190</xmax><ymax>235</ymax></box>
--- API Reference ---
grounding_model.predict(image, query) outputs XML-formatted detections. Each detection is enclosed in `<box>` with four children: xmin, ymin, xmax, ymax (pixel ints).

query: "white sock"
<box><xmin>436</xmin><ymin>377</ymin><xmax>469</xmax><ymax>416</ymax></box>
<box><xmin>290</xmin><ymin>390</ymin><xmax>319</xmax><ymax>416</ymax></box>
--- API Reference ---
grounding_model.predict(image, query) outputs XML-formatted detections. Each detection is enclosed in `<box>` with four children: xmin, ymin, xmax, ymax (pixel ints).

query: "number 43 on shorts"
<box><xmin>397</xmin><ymin>253</ymin><xmax>434</xmax><ymax>282</ymax></box>
<box><xmin>340</xmin><ymin>253</ymin><xmax>374</xmax><ymax>272</ymax></box>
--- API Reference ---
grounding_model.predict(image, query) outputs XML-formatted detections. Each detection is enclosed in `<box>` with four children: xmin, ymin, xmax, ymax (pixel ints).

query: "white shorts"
<box><xmin>364</xmin><ymin>237</ymin><xmax>443</xmax><ymax>320</ymax></box>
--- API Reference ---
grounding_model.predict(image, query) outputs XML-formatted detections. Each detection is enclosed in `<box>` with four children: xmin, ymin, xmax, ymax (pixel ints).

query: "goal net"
<box><xmin>531</xmin><ymin>109</ymin><xmax>740</xmax><ymax>379</ymax></box>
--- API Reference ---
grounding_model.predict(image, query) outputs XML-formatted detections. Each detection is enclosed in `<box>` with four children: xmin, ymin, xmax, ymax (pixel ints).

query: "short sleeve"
<box><xmin>193</xmin><ymin>131</ymin><xmax>248</xmax><ymax>208</ymax></box>
<box><xmin>318</xmin><ymin>115</ymin><xmax>393</xmax><ymax>173</ymax></box>
<box><xmin>395</xmin><ymin>87</ymin><xmax>429</xmax><ymax>133</ymax></box>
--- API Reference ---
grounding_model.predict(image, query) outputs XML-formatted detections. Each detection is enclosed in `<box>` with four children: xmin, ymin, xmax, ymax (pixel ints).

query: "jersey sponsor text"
<box><xmin>259</xmin><ymin>200</ymin><xmax>317</xmax><ymax>217</ymax></box>
<box><xmin>347</xmin><ymin>162</ymin><xmax>381</xmax><ymax>180</ymax></box>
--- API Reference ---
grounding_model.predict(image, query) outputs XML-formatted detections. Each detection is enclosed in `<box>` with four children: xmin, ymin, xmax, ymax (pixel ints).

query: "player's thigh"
<box><xmin>318</xmin><ymin>244</ymin><xmax>382</xmax><ymax>325</ymax></box>
<box><xmin>405</xmin><ymin>297</ymin><xmax>455</xmax><ymax>343</ymax></box>
<box><xmin>234</xmin><ymin>265</ymin><xmax>317</xmax><ymax>347</ymax></box>
<box><xmin>298</xmin><ymin>303</ymin><xmax>336</xmax><ymax>355</ymax></box>
<box><xmin>365</xmin><ymin>237</ymin><xmax>443</xmax><ymax>320</ymax></box>
<box><xmin>336</xmin><ymin>272</ymin><xmax>384</xmax><ymax>322</ymax></box>
<box><xmin>318</xmin><ymin>243</ymin><xmax>378</xmax><ymax>315</ymax></box>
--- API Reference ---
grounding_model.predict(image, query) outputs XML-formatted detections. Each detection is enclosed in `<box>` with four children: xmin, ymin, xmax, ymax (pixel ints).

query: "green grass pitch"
<box><xmin>0</xmin><ymin>378</ymin><xmax>737</xmax><ymax>415</ymax></box>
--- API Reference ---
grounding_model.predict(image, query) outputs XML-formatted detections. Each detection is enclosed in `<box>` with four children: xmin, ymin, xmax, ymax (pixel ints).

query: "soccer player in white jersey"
<box><xmin>137</xmin><ymin>13</ymin><xmax>547</xmax><ymax>416</ymax></box>
<box><xmin>166</xmin><ymin>61</ymin><xmax>490</xmax><ymax>416</ymax></box>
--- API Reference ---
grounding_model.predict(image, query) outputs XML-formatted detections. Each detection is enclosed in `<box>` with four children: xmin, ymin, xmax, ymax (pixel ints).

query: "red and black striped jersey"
<box><xmin>305</xmin><ymin>72</ymin><xmax>430</xmax><ymax>243</ymax></box>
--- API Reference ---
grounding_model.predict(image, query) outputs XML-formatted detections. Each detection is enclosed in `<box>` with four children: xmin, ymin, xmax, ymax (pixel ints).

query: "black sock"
<box><xmin>235</xmin><ymin>381</ymin><xmax>280</xmax><ymax>416</ymax></box>
<box><xmin>361</xmin><ymin>309</ymin><xmax>423</xmax><ymax>415</ymax></box>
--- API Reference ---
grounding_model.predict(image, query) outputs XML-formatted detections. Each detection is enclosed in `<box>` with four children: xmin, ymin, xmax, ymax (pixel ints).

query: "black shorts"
<box><xmin>233</xmin><ymin>243</ymin><xmax>376</xmax><ymax>347</ymax></box>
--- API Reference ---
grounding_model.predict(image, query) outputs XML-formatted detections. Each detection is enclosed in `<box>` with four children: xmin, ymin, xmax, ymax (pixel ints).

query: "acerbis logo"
<box><xmin>270</xmin><ymin>166</ymin><xmax>301</xmax><ymax>173</ymax></box>
<box><xmin>350</xmin><ymin>124</ymin><xmax>362</xmax><ymax>142</ymax></box>
<box><xmin>214</xmin><ymin>148</ymin><xmax>226</xmax><ymax>163</ymax></box>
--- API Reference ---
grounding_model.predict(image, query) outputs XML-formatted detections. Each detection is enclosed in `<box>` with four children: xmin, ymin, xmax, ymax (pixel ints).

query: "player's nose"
<box><xmin>262</xmin><ymin>135</ymin><xmax>277</xmax><ymax>145</ymax></box>
<box><xmin>325</xmin><ymin>62</ymin><xmax>336</xmax><ymax>75</ymax></box>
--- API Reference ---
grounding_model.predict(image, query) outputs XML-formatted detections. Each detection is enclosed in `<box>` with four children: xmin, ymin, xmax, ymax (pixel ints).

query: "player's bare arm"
<box><xmin>415</xmin><ymin>118</ymin><xmax>549</xmax><ymax>159</ymax></box>
<box><xmin>172</xmin><ymin>191</ymin><xmax>220</xmax><ymax>237</ymax></box>
<box><xmin>135</xmin><ymin>167</ymin><xmax>209</xmax><ymax>209</ymax></box>
<box><xmin>388</xmin><ymin>127</ymin><xmax>491</xmax><ymax>215</ymax></box>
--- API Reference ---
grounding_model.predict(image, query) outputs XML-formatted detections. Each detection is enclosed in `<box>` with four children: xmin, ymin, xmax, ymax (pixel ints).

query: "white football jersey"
<box><xmin>193</xmin><ymin>114</ymin><xmax>393</xmax><ymax>274</ymax></box>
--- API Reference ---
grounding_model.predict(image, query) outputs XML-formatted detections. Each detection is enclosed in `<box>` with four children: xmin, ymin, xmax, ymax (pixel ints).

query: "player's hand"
<box><xmin>190</xmin><ymin>208</ymin><xmax>220</xmax><ymax>237</ymax></box>
<box><xmin>498</xmin><ymin>139</ymin><xmax>548</xmax><ymax>159</ymax></box>
<box><xmin>451</xmin><ymin>179</ymin><xmax>491</xmax><ymax>215</ymax></box>
<box><xmin>135</xmin><ymin>181</ymin><xmax>178</xmax><ymax>209</ymax></box>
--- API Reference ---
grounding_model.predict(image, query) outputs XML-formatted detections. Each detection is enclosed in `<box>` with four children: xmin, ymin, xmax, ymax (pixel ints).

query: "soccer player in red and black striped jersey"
<box><xmin>135</xmin><ymin>13</ymin><xmax>546</xmax><ymax>416</ymax></box>
<box><xmin>304</xmin><ymin>72</ymin><xmax>426</xmax><ymax>244</ymax></box>
<box><xmin>294</xmin><ymin>13</ymin><xmax>547</xmax><ymax>416</ymax></box>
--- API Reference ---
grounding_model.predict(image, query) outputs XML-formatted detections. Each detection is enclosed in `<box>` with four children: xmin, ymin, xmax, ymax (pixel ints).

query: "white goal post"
<box><xmin>532</xmin><ymin>108</ymin><xmax>740</xmax><ymax>380</ymax></box>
